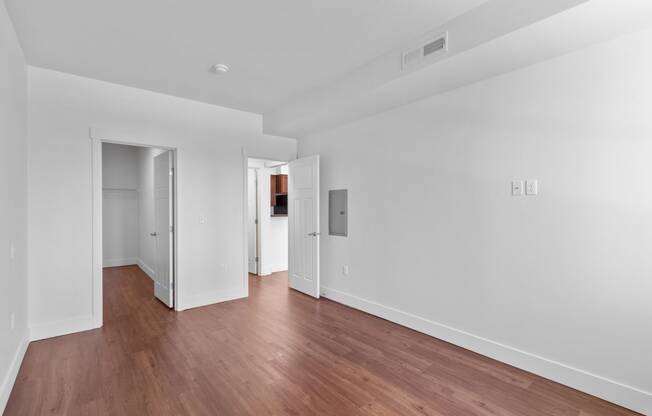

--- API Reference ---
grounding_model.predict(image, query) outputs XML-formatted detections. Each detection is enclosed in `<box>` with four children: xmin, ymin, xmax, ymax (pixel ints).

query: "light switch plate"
<box><xmin>526</xmin><ymin>180</ymin><xmax>538</xmax><ymax>196</ymax></box>
<box><xmin>511</xmin><ymin>181</ymin><xmax>523</xmax><ymax>196</ymax></box>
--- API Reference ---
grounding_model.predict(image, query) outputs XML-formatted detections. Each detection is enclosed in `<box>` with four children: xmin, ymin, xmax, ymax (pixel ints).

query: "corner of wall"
<box><xmin>29</xmin><ymin>316</ymin><xmax>97</xmax><ymax>342</ymax></box>
<box><xmin>0</xmin><ymin>1</ymin><xmax>30</xmax><ymax>413</ymax></box>
<box><xmin>0</xmin><ymin>331</ymin><xmax>30</xmax><ymax>414</ymax></box>
<box><xmin>137</xmin><ymin>259</ymin><xmax>156</xmax><ymax>280</ymax></box>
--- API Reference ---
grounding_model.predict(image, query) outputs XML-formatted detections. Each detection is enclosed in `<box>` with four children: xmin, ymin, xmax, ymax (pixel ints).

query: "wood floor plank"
<box><xmin>4</xmin><ymin>266</ymin><xmax>641</xmax><ymax>415</ymax></box>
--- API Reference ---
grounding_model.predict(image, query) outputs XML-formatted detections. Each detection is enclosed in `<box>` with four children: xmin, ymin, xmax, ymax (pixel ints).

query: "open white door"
<box><xmin>153</xmin><ymin>151</ymin><xmax>174</xmax><ymax>307</ymax></box>
<box><xmin>247</xmin><ymin>168</ymin><xmax>258</xmax><ymax>274</ymax></box>
<box><xmin>288</xmin><ymin>155</ymin><xmax>320</xmax><ymax>298</ymax></box>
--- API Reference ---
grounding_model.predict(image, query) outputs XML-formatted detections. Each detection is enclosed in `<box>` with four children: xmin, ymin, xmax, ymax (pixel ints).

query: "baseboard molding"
<box><xmin>0</xmin><ymin>332</ymin><xmax>29</xmax><ymax>414</ymax></box>
<box><xmin>320</xmin><ymin>286</ymin><xmax>652</xmax><ymax>415</ymax></box>
<box><xmin>29</xmin><ymin>315</ymin><xmax>97</xmax><ymax>342</ymax></box>
<box><xmin>180</xmin><ymin>287</ymin><xmax>247</xmax><ymax>311</ymax></box>
<box><xmin>137</xmin><ymin>258</ymin><xmax>156</xmax><ymax>280</ymax></box>
<box><xmin>103</xmin><ymin>257</ymin><xmax>138</xmax><ymax>268</ymax></box>
<box><xmin>259</xmin><ymin>267</ymin><xmax>287</xmax><ymax>276</ymax></box>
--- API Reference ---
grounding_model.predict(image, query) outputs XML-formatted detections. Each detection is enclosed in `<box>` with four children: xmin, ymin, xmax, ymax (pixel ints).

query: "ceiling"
<box><xmin>5</xmin><ymin>0</ymin><xmax>487</xmax><ymax>114</ymax></box>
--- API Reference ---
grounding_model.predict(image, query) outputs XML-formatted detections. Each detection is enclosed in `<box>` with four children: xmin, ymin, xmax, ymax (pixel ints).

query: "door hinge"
<box><xmin>255</xmin><ymin>219</ymin><xmax>258</xmax><ymax>225</ymax></box>
<box><xmin>169</xmin><ymin>168</ymin><xmax>174</xmax><ymax>176</ymax></box>
<box><xmin>255</xmin><ymin>257</ymin><xmax>259</xmax><ymax>262</ymax></box>
<box><xmin>170</xmin><ymin>225</ymin><xmax>174</xmax><ymax>232</ymax></box>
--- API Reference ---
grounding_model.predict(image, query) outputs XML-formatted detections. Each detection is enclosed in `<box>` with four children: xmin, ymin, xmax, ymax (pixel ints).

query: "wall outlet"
<box><xmin>511</xmin><ymin>180</ymin><xmax>523</xmax><ymax>196</ymax></box>
<box><xmin>342</xmin><ymin>265</ymin><xmax>349</xmax><ymax>276</ymax></box>
<box><xmin>526</xmin><ymin>180</ymin><xmax>538</xmax><ymax>196</ymax></box>
<box><xmin>199</xmin><ymin>216</ymin><xmax>207</xmax><ymax>224</ymax></box>
<box><xmin>10</xmin><ymin>312</ymin><xmax>15</xmax><ymax>330</ymax></box>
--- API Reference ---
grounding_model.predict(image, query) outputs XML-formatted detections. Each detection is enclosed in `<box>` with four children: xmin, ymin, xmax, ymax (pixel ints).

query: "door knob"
<box><xmin>307</xmin><ymin>232</ymin><xmax>320</xmax><ymax>237</ymax></box>
<box><xmin>150</xmin><ymin>232</ymin><xmax>158</xmax><ymax>236</ymax></box>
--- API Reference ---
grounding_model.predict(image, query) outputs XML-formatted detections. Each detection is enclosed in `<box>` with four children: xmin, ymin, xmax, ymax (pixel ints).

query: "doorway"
<box><xmin>99</xmin><ymin>142</ymin><xmax>177</xmax><ymax>313</ymax></box>
<box><xmin>247</xmin><ymin>158</ymin><xmax>289</xmax><ymax>278</ymax></box>
<box><xmin>245</xmin><ymin>155</ymin><xmax>321</xmax><ymax>299</ymax></box>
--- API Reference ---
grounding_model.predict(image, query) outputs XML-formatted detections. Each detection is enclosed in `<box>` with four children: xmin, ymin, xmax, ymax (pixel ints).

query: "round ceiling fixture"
<box><xmin>210</xmin><ymin>64</ymin><xmax>230</xmax><ymax>75</ymax></box>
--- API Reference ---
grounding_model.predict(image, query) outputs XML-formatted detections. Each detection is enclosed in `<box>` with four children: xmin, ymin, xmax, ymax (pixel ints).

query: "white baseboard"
<box><xmin>259</xmin><ymin>268</ymin><xmax>272</xmax><ymax>276</ymax></box>
<box><xmin>0</xmin><ymin>332</ymin><xmax>29</xmax><ymax>414</ymax></box>
<box><xmin>137</xmin><ymin>258</ymin><xmax>156</xmax><ymax>280</ymax></box>
<box><xmin>320</xmin><ymin>286</ymin><xmax>652</xmax><ymax>415</ymax></box>
<box><xmin>259</xmin><ymin>267</ymin><xmax>287</xmax><ymax>276</ymax></box>
<box><xmin>180</xmin><ymin>287</ymin><xmax>247</xmax><ymax>311</ymax></box>
<box><xmin>29</xmin><ymin>315</ymin><xmax>97</xmax><ymax>342</ymax></box>
<box><xmin>103</xmin><ymin>257</ymin><xmax>138</xmax><ymax>267</ymax></box>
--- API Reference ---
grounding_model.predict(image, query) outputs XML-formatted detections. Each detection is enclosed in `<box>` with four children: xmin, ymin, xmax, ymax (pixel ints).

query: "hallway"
<box><xmin>5</xmin><ymin>266</ymin><xmax>638</xmax><ymax>415</ymax></box>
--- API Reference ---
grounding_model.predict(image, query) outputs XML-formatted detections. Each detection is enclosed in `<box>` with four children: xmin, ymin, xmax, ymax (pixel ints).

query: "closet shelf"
<box><xmin>103</xmin><ymin>187</ymin><xmax>138</xmax><ymax>191</ymax></box>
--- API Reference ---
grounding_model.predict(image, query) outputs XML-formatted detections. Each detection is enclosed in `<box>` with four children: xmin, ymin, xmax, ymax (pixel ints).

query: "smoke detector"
<box><xmin>210</xmin><ymin>64</ymin><xmax>230</xmax><ymax>75</ymax></box>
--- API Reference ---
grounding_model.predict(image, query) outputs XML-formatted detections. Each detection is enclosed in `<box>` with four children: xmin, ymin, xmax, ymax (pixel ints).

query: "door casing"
<box><xmin>91</xmin><ymin>133</ymin><xmax>179</xmax><ymax>329</ymax></box>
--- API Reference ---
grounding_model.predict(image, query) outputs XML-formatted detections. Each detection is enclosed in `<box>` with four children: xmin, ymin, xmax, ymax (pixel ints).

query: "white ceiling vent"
<box><xmin>402</xmin><ymin>32</ymin><xmax>448</xmax><ymax>71</ymax></box>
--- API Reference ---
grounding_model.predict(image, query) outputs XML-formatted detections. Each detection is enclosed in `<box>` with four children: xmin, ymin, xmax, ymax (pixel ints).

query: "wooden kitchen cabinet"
<box><xmin>276</xmin><ymin>174</ymin><xmax>288</xmax><ymax>194</ymax></box>
<box><xmin>270</xmin><ymin>174</ymin><xmax>288</xmax><ymax>212</ymax></box>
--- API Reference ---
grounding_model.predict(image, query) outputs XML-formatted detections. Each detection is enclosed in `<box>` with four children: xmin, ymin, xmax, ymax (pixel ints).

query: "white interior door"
<box><xmin>288</xmin><ymin>155</ymin><xmax>320</xmax><ymax>298</ymax></box>
<box><xmin>153</xmin><ymin>151</ymin><xmax>174</xmax><ymax>307</ymax></box>
<box><xmin>247</xmin><ymin>168</ymin><xmax>258</xmax><ymax>274</ymax></box>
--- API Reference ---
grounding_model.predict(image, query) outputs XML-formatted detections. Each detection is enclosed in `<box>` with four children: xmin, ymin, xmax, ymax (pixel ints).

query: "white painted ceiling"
<box><xmin>5</xmin><ymin>0</ymin><xmax>487</xmax><ymax>113</ymax></box>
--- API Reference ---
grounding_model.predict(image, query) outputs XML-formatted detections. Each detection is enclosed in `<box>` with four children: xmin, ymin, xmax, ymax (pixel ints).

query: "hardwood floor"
<box><xmin>5</xmin><ymin>266</ymin><xmax>639</xmax><ymax>415</ymax></box>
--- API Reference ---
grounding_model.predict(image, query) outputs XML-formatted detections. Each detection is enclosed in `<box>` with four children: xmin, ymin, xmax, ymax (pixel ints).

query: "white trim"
<box><xmin>242</xmin><ymin>151</ymin><xmax>293</xmax><ymax>285</ymax></box>
<box><xmin>137</xmin><ymin>259</ymin><xmax>156</xmax><ymax>280</ymax></box>
<box><xmin>0</xmin><ymin>332</ymin><xmax>29</xmax><ymax>414</ymax></box>
<box><xmin>29</xmin><ymin>316</ymin><xmax>96</xmax><ymax>342</ymax></box>
<box><xmin>103</xmin><ymin>258</ymin><xmax>139</xmax><ymax>267</ymax></box>
<box><xmin>242</xmin><ymin>149</ymin><xmax>250</xmax><ymax>294</ymax></box>
<box><xmin>170</xmin><ymin>149</ymin><xmax>179</xmax><ymax>310</ymax></box>
<box><xmin>180</xmin><ymin>287</ymin><xmax>247</xmax><ymax>311</ymax></box>
<box><xmin>255</xmin><ymin>167</ymin><xmax>267</xmax><ymax>276</ymax></box>
<box><xmin>247</xmin><ymin>167</ymin><xmax>260</xmax><ymax>276</ymax></box>
<box><xmin>90</xmin><ymin>128</ymin><xmax>181</xmax><ymax>318</ymax></box>
<box><xmin>320</xmin><ymin>286</ymin><xmax>652</xmax><ymax>415</ymax></box>
<box><xmin>91</xmin><ymin>137</ymin><xmax>103</xmax><ymax>328</ymax></box>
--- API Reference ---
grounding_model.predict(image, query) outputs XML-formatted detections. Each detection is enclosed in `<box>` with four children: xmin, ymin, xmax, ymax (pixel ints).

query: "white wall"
<box><xmin>102</xmin><ymin>142</ymin><xmax>140</xmax><ymax>189</ymax></box>
<box><xmin>299</xmin><ymin>27</ymin><xmax>652</xmax><ymax>413</ymax></box>
<box><xmin>268</xmin><ymin>216</ymin><xmax>288</xmax><ymax>273</ymax></box>
<box><xmin>27</xmin><ymin>67</ymin><xmax>297</xmax><ymax>338</ymax></box>
<box><xmin>137</xmin><ymin>146</ymin><xmax>167</xmax><ymax>278</ymax></box>
<box><xmin>102</xmin><ymin>143</ymin><xmax>140</xmax><ymax>266</ymax></box>
<box><xmin>0</xmin><ymin>1</ymin><xmax>28</xmax><ymax>412</ymax></box>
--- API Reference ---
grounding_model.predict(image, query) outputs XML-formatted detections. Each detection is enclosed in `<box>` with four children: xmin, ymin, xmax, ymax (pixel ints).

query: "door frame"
<box><xmin>247</xmin><ymin>167</ymin><xmax>259</xmax><ymax>275</ymax></box>
<box><xmin>241</xmin><ymin>150</ymin><xmax>291</xmax><ymax>297</ymax></box>
<box><xmin>91</xmin><ymin>131</ymin><xmax>180</xmax><ymax>329</ymax></box>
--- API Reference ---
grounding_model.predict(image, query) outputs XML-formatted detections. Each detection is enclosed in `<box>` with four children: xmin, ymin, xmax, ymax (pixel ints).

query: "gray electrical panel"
<box><xmin>329</xmin><ymin>189</ymin><xmax>347</xmax><ymax>236</ymax></box>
